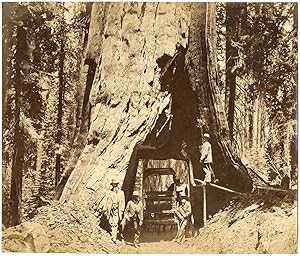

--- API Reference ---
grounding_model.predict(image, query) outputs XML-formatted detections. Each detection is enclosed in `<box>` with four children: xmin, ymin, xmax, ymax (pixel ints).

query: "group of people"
<box><xmin>94</xmin><ymin>178</ymin><xmax>143</xmax><ymax>247</ymax></box>
<box><xmin>94</xmin><ymin>132</ymin><xmax>216</xmax><ymax>246</ymax></box>
<box><xmin>102</xmin><ymin>178</ymin><xmax>192</xmax><ymax>246</ymax></box>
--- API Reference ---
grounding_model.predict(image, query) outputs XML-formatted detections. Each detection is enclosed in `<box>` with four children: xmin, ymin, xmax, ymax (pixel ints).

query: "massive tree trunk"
<box><xmin>186</xmin><ymin>3</ymin><xmax>252</xmax><ymax>192</ymax></box>
<box><xmin>60</xmin><ymin>3</ymin><xmax>252</xmax><ymax>207</ymax></box>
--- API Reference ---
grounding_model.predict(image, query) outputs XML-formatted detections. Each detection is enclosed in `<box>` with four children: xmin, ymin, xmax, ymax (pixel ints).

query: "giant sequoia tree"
<box><xmin>59</xmin><ymin>2</ymin><xmax>252</xmax><ymax>207</ymax></box>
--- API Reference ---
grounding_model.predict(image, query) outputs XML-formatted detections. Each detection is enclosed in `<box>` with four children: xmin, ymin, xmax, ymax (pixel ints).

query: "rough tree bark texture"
<box><xmin>186</xmin><ymin>3</ymin><xmax>252</xmax><ymax>192</ymax></box>
<box><xmin>60</xmin><ymin>2</ymin><xmax>191</xmax><ymax>204</ymax></box>
<box><xmin>60</xmin><ymin>3</ymin><xmax>252</xmax><ymax>206</ymax></box>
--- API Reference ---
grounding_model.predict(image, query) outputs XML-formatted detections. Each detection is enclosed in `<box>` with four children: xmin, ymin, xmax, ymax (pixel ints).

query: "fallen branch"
<box><xmin>209</xmin><ymin>183</ymin><xmax>245</xmax><ymax>195</ymax></box>
<box><xmin>70</xmin><ymin>213</ymin><xmax>82</xmax><ymax>224</ymax></box>
<box><xmin>39</xmin><ymin>196</ymin><xmax>52</xmax><ymax>205</ymax></box>
<box><xmin>248</xmin><ymin>168</ymin><xmax>272</xmax><ymax>187</ymax></box>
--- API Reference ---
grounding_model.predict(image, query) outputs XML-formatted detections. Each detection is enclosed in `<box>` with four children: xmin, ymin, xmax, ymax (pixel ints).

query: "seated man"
<box><xmin>172</xmin><ymin>196</ymin><xmax>192</xmax><ymax>244</ymax></box>
<box><xmin>120</xmin><ymin>191</ymin><xmax>143</xmax><ymax>248</ymax></box>
<box><xmin>167</xmin><ymin>177</ymin><xmax>180</xmax><ymax>192</ymax></box>
<box><xmin>168</xmin><ymin>177</ymin><xmax>188</xmax><ymax>206</ymax></box>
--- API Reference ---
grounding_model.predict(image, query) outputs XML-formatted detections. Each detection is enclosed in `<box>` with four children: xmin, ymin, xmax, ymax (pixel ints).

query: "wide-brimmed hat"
<box><xmin>110</xmin><ymin>178</ymin><xmax>119</xmax><ymax>185</ymax></box>
<box><xmin>203</xmin><ymin>133</ymin><xmax>210</xmax><ymax>139</ymax></box>
<box><xmin>132</xmin><ymin>191</ymin><xmax>139</xmax><ymax>196</ymax></box>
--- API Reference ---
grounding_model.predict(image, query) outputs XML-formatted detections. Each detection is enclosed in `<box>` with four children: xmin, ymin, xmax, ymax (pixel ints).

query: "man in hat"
<box><xmin>106</xmin><ymin>179</ymin><xmax>125</xmax><ymax>243</ymax></box>
<box><xmin>173</xmin><ymin>196</ymin><xmax>192</xmax><ymax>244</ymax></box>
<box><xmin>120</xmin><ymin>191</ymin><xmax>143</xmax><ymax>247</ymax></box>
<box><xmin>199</xmin><ymin>133</ymin><xmax>218</xmax><ymax>183</ymax></box>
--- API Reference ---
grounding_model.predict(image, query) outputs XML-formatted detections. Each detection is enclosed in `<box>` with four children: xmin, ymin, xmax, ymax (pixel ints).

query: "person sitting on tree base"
<box><xmin>168</xmin><ymin>176</ymin><xmax>188</xmax><ymax>206</ymax></box>
<box><xmin>172</xmin><ymin>196</ymin><xmax>192</xmax><ymax>244</ymax></box>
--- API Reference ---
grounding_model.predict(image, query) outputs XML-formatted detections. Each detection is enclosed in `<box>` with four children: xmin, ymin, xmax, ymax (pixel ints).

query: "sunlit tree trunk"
<box><xmin>60</xmin><ymin>2</ymin><xmax>253</xmax><ymax>206</ymax></box>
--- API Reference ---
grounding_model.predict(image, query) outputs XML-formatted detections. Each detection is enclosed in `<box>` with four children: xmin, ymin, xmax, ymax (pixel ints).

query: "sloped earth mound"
<box><xmin>2</xmin><ymin>201</ymin><xmax>119</xmax><ymax>253</ymax></box>
<box><xmin>2</xmin><ymin>189</ymin><xmax>297</xmax><ymax>253</ymax></box>
<box><xmin>184</xmin><ymin>189</ymin><xmax>297</xmax><ymax>254</ymax></box>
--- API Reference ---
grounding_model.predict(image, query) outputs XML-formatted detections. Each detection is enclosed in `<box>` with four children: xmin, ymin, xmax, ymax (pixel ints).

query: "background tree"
<box><xmin>225</xmin><ymin>3</ymin><xmax>247</xmax><ymax>140</ymax></box>
<box><xmin>216</xmin><ymin>3</ymin><xmax>297</xmax><ymax>186</ymax></box>
<box><xmin>2</xmin><ymin>2</ymin><xmax>86</xmax><ymax>226</ymax></box>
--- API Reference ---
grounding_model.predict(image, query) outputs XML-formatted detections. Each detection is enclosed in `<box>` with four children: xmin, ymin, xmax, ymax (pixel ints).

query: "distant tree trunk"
<box><xmin>225</xmin><ymin>3</ymin><xmax>247</xmax><ymax>140</ymax></box>
<box><xmin>9</xmin><ymin>23</ymin><xmax>26</xmax><ymax>226</ymax></box>
<box><xmin>55</xmin><ymin>9</ymin><xmax>65</xmax><ymax>187</ymax></box>
<box><xmin>2</xmin><ymin>4</ymin><xmax>11</xmax><ymax>116</ymax></box>
<box><xmin>291</xmin><ymin>3</ymin><xmax>297</xmax><ymax>184</ymax></box>
<box><xmin>35</xmin><ymin>135</ymin><xmax>43</xmax><ymax>176</ymax></box>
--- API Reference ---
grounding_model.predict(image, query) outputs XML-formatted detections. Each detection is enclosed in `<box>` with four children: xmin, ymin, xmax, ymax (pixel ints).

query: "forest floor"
<box><xmin>2</xmin><ymin>188</ymin><xmax>297</xmax><ymax>253</ymax></box>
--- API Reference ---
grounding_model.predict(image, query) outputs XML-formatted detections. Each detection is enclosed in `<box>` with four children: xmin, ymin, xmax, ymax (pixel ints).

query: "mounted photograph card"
<box><xmin>2</xmin><ymin>2</ymin><xmax>297</xmax><ymax>253</ymax></box>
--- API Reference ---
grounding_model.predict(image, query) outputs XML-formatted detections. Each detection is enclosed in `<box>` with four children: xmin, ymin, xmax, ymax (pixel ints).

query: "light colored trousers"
<box><xmin>109</xmin><ymin>209</ymin><xmax>119</xmax><ymax>240</ymax></box>
<box><xmin>203</xmin><ymin>163</ymin><xmax>216</xmax><ymax>182</ymax></box>
<box><xmin>175</xmin><ymin>218</ymin><xmax>188</xmax><ymax>242</ymax></box>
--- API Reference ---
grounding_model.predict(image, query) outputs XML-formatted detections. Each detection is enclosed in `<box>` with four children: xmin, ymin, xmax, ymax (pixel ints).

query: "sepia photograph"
<box><xmin>2</xmin><ymin>2</ymin><xmax>297</xmax><ymax>253</ymax></box>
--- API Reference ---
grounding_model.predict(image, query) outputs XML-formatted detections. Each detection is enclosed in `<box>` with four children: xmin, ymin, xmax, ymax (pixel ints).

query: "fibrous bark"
<box><xmin>60</xmin><ymin>3</ymin><xmax>252</xmax><ymax>207</ymax></box>
<box><xmin>60</xmin><ymin>3</ymin><xmax>191</xmax><ymax>205</ymax></box>
<box><xmin>186</xmin><ymin>3</ymin><xmax>252</xmax><ymax>192</ymax></box>
<box><xmin>225</xmin><ymin>3</ymin><xmax>246</xmax><ymax>139</ymax></box>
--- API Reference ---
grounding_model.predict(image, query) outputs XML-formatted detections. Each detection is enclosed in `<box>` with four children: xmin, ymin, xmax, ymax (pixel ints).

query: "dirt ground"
<box><xmin>2</xmin><ymin>189</ymin><xmax>297</xmax><ymax>254</ymax></box>
<box><xmin>119</xmin><ymin>194</ymin><xmax>297</xmax><ymax>254</ymax></box>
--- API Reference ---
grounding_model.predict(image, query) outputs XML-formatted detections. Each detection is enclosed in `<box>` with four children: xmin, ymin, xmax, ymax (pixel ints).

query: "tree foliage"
<box><xmin>2</xmin><ymin>2</ymin><xmax>86</xmax><ymax>226</ymax></box>
<box><xmin>216</xmin><ymin>3</ymin><xmax>297</xmax><ymax>185</ymax></box>
<box><xmin>240</xmin><ymin>3</ymin><xmax>296</xmax><ymax>120</ymax></box>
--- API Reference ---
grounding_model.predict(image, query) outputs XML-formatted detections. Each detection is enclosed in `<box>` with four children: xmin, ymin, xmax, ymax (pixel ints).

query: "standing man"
<box><xmin>199</xmin><ymin>133</ymin><xmax>218</xmax><ymax>183</ymax></box>
<box><xmin>120</xmin><ymin>191</ymin><xmax>143</xmax><ymax>248</ymax></box>
<box><xmin>173</xmin><ymin>196</ymin><xmax>192</xmax><ymax>244</ymax></box>
<box><xmin>106</xmin><ymin>179</ymin><xmax>125</xmax><ymax>244</ymax></box>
